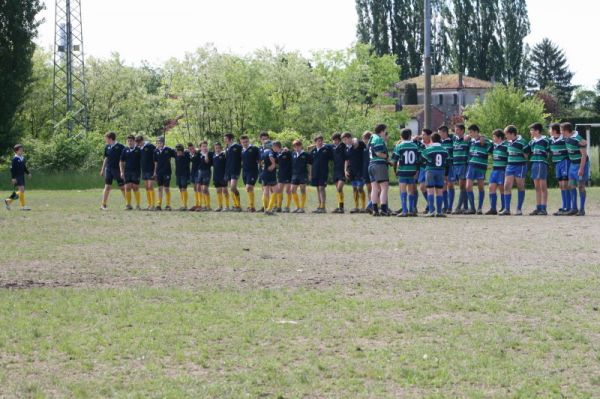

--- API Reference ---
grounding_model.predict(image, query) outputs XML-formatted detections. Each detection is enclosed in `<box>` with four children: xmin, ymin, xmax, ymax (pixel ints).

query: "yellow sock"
<box><xmin>217</xmin><ymin>192</ymin><xmax>223</xmax><ymax>208</ymax></box>
<box><xmin>195</xmin><ymin>192</ymin><xmax>201</xmax><ymax>207</ymax></box>
<box><xmin>165</xmin><ymin>192</ymin><xmax>171</xmax><ymax>207</ymax></box>
<box><xmin>337</xmin><ymin>191</ymin><xmax>344</xmax><ymax>207</ymax></box>
<box><xmin>204</xmin><ymin>193</ymin><xmax>211</xmax><ymax>209</ymax></box>
<box><xmin>301</xmin><ymin>192</ymin><xmax>307</xmax><ymax>209</ymax></box>
<box><xmin>125</xmin><ymin>191</ymin><xmax>132</xmax><ymax>206</ymax></box>
<box><xmin>157</xmin><ymin>195</ymin><xmax>162</xmax><ymax>207</ymax></box>
<box><xmin>248</xmin><ymin>191</ymin><xmax>255</xmax><ymax>209</ymax></box>
<box><xmin>292</xmin><ymin>193</ymin><xmax>299</xmax><ymax>208</ymax></box>
<box><xmin>285</xmin><ymin>193</ymin><xmax>292</xmax><ymax>208</ymax></box>
<box><xmin>232</xmin><ymin>192</ymin><xmax>239</xmax><ymax>208</ymax></box>
<box><xmin>224</xmin><ymin>192</ymin><xmax>230</xmax><ymax>208</ymax></box>
<box><xmin>354</xmin><ymin>191</ymin><xmax>360</xmax><ymax>208</ymax></box>
<box><xmin>360</xmin><ymin>191</ymin><xmax>366</xmax><ymax>209</ymax></box>
<box><xmin>134</xmin><ymin>191</ymin><xmax>141</xmax><ymax>206</ymax></box>
<box><xmin>277</xmin><ymin>192</ymin><xmax>283</xmax><ymax>208</ymax></box>
<box><xmin>150</xmin><ymin>190</ymin><xmax>156</xmax><ymax>207</ymax></box>
<box><xmin>146</xmin><ymin>190</ymin><xmax>152</xmax><ymax>207</ymax></box>
<box><xmin>267</xmin><ymin>193</ymin><xmax>277</xmax><ymax>211</ymax></box>
<box><xmin>19</xmin><ymin>192</ymin><xmax>25</xmax><ymax>207</ymax></box>
<box><xmin>180</xmin><ymin>191</ymin><xmax>185</xmax><ymax>207</ymax></box>
<box><xmin>262</xmin><ymin>193</ymin><xmax>268</xmax><ymax>210</ymax></box>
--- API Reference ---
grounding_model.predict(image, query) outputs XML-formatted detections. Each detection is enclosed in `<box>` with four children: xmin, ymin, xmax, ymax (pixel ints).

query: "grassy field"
<box><xmin>1</xmin><ymin>188</ymin><xmax>600</xmax><ymax>398</ymax></box>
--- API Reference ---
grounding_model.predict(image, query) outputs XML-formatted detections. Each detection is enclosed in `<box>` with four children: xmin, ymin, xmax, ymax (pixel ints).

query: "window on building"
<box><xmin>453</xmin><ymin>94</ymin><xmax>458</xmax><ymax>105</ymax></box>
<box><xmin>439</xmin><ymin>94</ymin><xmax>444</xmax><ymax>105</ymax></box>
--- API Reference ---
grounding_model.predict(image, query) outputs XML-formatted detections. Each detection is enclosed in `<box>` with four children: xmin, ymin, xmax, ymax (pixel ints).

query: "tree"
<box><xmin>0</xmin><ymin>0</ymin><xmax>44</xmax><ymax>150</ymax></box>
<box><xmin>463</xmin><ymin>84</ymin><xmax>549</xmax><ymax>138</ymax></box>
<box><xmin>529</xmin><ymin>38</ymin><xmax>574</xmax><ymax>105</ymax></box>
<box><xmin>499</xmin><ymin>0</ymin><xmax>530</xmax><ymax>86</ymax></box>
<box><xmin>571</xmin><ymin>88</ymin><xmax>598</xmax><ymax>117</ymax></box>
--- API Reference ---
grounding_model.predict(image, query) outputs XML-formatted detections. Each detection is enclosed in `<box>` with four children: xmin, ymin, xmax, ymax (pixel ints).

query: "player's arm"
<box><xmin>100</xmin><ymin>157</ymin><xmax>107</xmax><ymax>177</ymax></box>
<box><xmin>153</xmin><ymin>153</ymin><xmax>158</xmax><ymax>178</ymax></box>
<box><xmin>268</xmin><ymin>155</ymin><xmax>276</xmax><ymax>171</ymax></box>
<box><xmin>344</xmin><ymin>159</ymin><xmax>350</xmax><ymax>178</ymax></box>
<box><xmin>579</xmin><ymin>142</ymin><xmax>588</xmax><ymax>177</ymax></box>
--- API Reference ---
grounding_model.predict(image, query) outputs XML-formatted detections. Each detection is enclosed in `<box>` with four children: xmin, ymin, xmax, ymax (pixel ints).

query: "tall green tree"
<box><xmin>499</xmin><ymin>0</ymin><xmax>530</xmax><ymax>85</ymax></box>
<box><xmin>0</xmin><ymin>0</ymin><xmax>44</xmax><ymax>150</ymax></box>
<box><xmin>528</xmin><ymin>38</ymin><xmax>574</xmax><ymax>105</ymax></box>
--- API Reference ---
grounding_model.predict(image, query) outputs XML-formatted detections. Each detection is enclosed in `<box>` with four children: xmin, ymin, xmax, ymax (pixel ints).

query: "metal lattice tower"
<box><xmin>53</xmin><ymin>0</ymin><xmax>88</xmax><ymax>134</ymax></box>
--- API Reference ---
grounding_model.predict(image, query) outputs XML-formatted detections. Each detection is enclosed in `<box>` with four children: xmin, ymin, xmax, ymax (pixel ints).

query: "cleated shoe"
<box><xmin>515</xmin><ymin>210</ymin><xmax>523</xmax><ymax>216</ymax></box>
<box><xmin>529</xmin><ymin>209</ymin><xmax>540</xmax><ymax>216</ymax></box>
<box><xmin>20</xmin><ymin>206</ymin><xmax>31</xmax><ymax>211</ymax></box>
<box><xmin>5</xmin><ymin>199</ymin><xmax>11</xmax><ymax>210</ymax></box>
<box><xmin>577</xmin><ymin>209</ymin><xmax>586</xmax><ymax>216</ymax></box>
<box><xmin>485</xmin><ymin>209</ymin><xmax>498</xmax><ymax>215</ymax></box>
<box><xmin>498</xmin><ymin>209</ymin><xmax>511</xmax><ymax>216</ymax></box>
<box><xmin>476</xmin><ymin>209</ymin><xmax>483</xmax><ymax>215</ymax></box>
<box><xmin>436</xmin><ymin>213</ymin><xmax>447</xmax><ymax>218</ymax></box>
<box><xmin>282</xmin><ymin>207</ymin><xmax>290</xmax><ymax>213</ymax></box>
<box><xmin>154</xmin><ymin>206</ymin><xmax>162</xmax><ymax>211</ymax></box>
<box><xmin>165</xmin><ymin>206</ymin><xmax>172</xmax><ymax>211</ymax></box>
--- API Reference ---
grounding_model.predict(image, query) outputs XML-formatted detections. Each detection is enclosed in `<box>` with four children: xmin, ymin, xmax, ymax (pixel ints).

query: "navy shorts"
<box><xmin>197</xmin><ymin>170</ymin><xmax>211</xmax><ymax>185</ymax></box>
<box><xmin>333</xmin><ymin>171</ymin><xmax>346</xmax><ymax>183</ymax></box>
<box><xmin>243</xmin><ymin>170</ymin><xmax>258</xmax><ymax>186</ymax></box>
<box><xmin>13</xmin><ymin>175</ymin><xmax>25</xmax><ymax>187</ymax></box>
<box><xmin>124</xmin><ymin>172</ymin><xmax>140</xmax><ymax>185</ymax></box>
<box><xmin>142</xmin><ymin>171</ymin><xmax>155</xmax><ymax>181</ymax></box>
<box><xmin>530</xmin><ymin>162</ymin><xmax>548</xmax><ymax>180</ymax></box>
<box><xmin>261</xmin><ymin>171</ymin><xmax>277</xmax><ymax>186</ymax></box>
<box><xmin>278</xmin><ymin>173</ymin><xmax>292</xmax><ymax>184</ymax></box>
<box><xmin>363</xmin><ymin>168</ymin><xmax>371</xmax><ymax>184</ymax></box>
<box><xmin>466</xmin><ymin>165</ymin><xmax>486</xmax><ymax>181</ymax></box>
<box><xmin>453</xmin><ymin>164</ymin><xmax>467</xmax><ymax>180</ymax></box>
<box><xmin>156</xmin><ymin>174</ymin><xmax>171</xmax><ymax>187</ymax></box>
<box><xmin>426</xmin><ymin>170</ymin><xmax>445</xmax><ymax>189</ymax></box>
<box><xmin>554</xmin><ymin>159</ymin><xmax>569</xmax><ymax>181</ymax></box>
<box><xmin>225</xmin><ymin>169</ymin><xmax>240</xmax><ymax>181</ymax></box>
<box><xmin>506</xmin><ymin>164</ymin><xmax>527</xmax><ymax>179</ymax></box>
<box><xmin>568</xmin><ymin>161</ymin><xmax>590</xmax><ymax>183</ymax></box>
<box><xmin>311</xmin><ymin>177</ymin><xmax>327</xmax><ymax>187</ymax></box>
<box><xmin>489</xmin><ymin>169</ymin><xmax>505</xmax><ymax>185</ymax></box>
<box><xmin>105</xmin><ymin>167</ymin><xmax>124</xmax><ymax>186</ymax></box>
<box><xmin>291</xmin><ymin>175</ymin><xmax>308</xmax><ymax>185</ymax></box>
<box><xmin>213</xmin><ymin>176</ymin><xmax>227</xmax><ymax>188</ymax></box>
<box><xmin>175</xmin><ymin>175</ymin><xmax>189</xmax><ymax>188</ymax></box>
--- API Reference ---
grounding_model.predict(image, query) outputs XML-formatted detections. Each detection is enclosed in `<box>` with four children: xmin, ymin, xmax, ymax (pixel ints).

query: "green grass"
<box><xmin>0</xmin><ymin>170</ymin><xmax>101</xmax><ymax>191</ymax></box>
<box><xmin>1</xmin><ymin>189</ymin><xmax>600</xmax><ymax>397</ymax></box>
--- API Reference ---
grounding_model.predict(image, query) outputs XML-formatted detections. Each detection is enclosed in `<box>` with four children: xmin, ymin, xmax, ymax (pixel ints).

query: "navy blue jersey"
<box><xmin>212</xmin><ymin>152</ymin><xmax>227</xmax><ymax>181</ymax></box>
<box><xmin>104</xmin><ymin>142</ymin><xmax>125</xmax><ymax>169</ymax></box>
<box><xmin>277</xmin><ymin>150</ymin><xmax>292</xmax><ymax>179</ymax></box>
<box><xmin>175</xmin><ymin>152</ymin><xmax>191</xmax><ymax>177</ymax></box>
<box><xmin>198</xmin><ymin>152</ymin><xmax>213</xmax><ymax>171</ymax></box>
<box><xmin>154</xmin><ymin>147</ymin><xmax>176</xmax><ymax>176</ymax></box>
<box><xmin>225</xmin><ymin>143</ymin><xmax>242</xmax><ymax>172</ymax></box>
<box><xmin>362</xmin><ymin>142</ymin><xmax>370</xmax><ymax>179</ymax></box>
<box><xmin>242</xmin><ymin>145</ymin><xmax>260</xmax><ymax>173</ymax></box>
<box><xmin>261</xmin><ymin>149</ymin><xmax>277</xmax><ymax>172</ymax></box>
<box><xmin>346</xmin><ymin>141</ymin><xmax>365</xmax><ymax>176</ymax></box>
<box><xmin>120</xmin><ymin>146</ymin><xmax>141</xmax><ymax>174</ymax></box>
<box><xmin>292</xmin><ymin>150</ymin><xmax>311</xmax><ymax>176</ymax></box>
<box><xmin>330</xmin><ymin>143</ymin><xmax>347</xmax><ymax>175</ymax></box>
<box><xmin>10</xmin><ymin>155</ymin><xmax>29</xmax><ymax>178</ymax></box>
<box><xmin>140</xmin><ymin>142</ymin><xmax>156</xmax><ymax>173</ymax></box>
<box><xmin>190</xmin><ymin>151</ymin><xmax>201</xmax><ymax>176</ymax></box>
<box><xmin>310</xmin><ymin>145</ymin><xmax>332</xmax><ymax>179</ymax></box>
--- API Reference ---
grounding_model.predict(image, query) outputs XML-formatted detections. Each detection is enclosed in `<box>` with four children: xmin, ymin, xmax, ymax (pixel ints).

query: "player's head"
<box><xmin>198</xmin><ymin>141</ymin><xmax>207</xmax><ymax>152</ymax></box>
<box><xmin>272</xmin><ymin>141</ymin><xmax>282</xmax><ymax>152</ymax></box>
<box><xmin>468</xmin><ymin>124</ymin><xmax>480</xmax><ymax>139</ymax></box>
<box><xmin>314</xmin><ymin>134</ymin><xmax>324</xmax><ymax>147</ymax></box>
<box><xmin>422</xmin><ymin>128</ymin><xmax>433</xmax><ymax>143</ymax></box>
<box><xmin>504</xmin><ymin>125</ymin><xmax>518</xmax><ymax>140</ymax></box>
<box><xmin>362</xmin><ymin>131</ymin><xmax>372</xmax><ymax>144</ymax></box>
<box><xmin>431</xmin><ymin>132</ymin><xmax>442</xmax><ymax>144</ymax></box>
<box><xmin>293</xmin><ymin>139</ymin><xmax>303</xmax><ymax>151</ymax></box>
<box><xmin>156</xmin><ymin>136</ymin><xmax>165</xmax><ymax>148</ymax></box>
<box><xmin>187</xmin><ymin>142</ymin><xmax>195</xmax><ymax>153</ymax></box>
<box><xmin>126</xmin><ymin>134</ymin><xmax>135</xmax><ymax>147</ymax></box>
<box><xmin>341</xmin><ymin>132</ymin><xmax>352</xmax><ymax>146</ymax></box>
<box><xmin>455</xmin><ymin>123</ymin><xmax>465</xmax><ymax>136</ymax></box>
<box><xmin>550</xmin><ymin>123</ymin><xmax>561</xmax><ymax>138</ymax></box>
<box><xmin>437</xmin><ymin>125</ymin><xmax>449</xmax><ymax>138</ymax></box>
<box><xmin>240</xmin><ymin>135</ymin><xmax>249</xmax><ymax>148</ymax></box>
<box><xmin>263</xmin><ymin>140</ymin><xmax>273</xmax><ymax>150</ymax></box>
<box><xmin>259</xmin><ymin>131</ymin><xmax>270</xmax><ymax>145</ymax></box>
<box><xmin>560</xmin><ymin>122</ymin><xmax>573</xmax><ymax>138</ymax></box>
<box><xmin>104</xmin><ymin>131</ymin><xmax>117</xmax><ymax>144</ymax></box>
<box><xmin>13</xmin><ymin>144</ymin><xmax>24</xmax><ymax>155</ymax></box>
<box><xmin>224</xmin><ymin>132</ymin><xmax>234</xmax><ymax>145</ymax></box>
<box><xmin>135</xmin><ymin>135</ymin><xmax>144</xmax><ymax>146</ymax></box>
<box><xmin>401</xmin><ymin>128</ymin><xmax>412</xmax><ymax>141</ymax></box>
<box><xmin>214</xmin><ymin>142</ymin><xmax>222</xmax><ymax>153</ymax></box>
<box><xmin>529</xmin><ymin>122</ymin><xmax>543</xmax><ymax>137</ymax></box>
<box><xmin>374</xmin><ymin>124</ymin><xmax>387</xmax><ymax>136</ymax></box>
<box><xmin>331</xmin><ymin>132</ymin><xmax>342</xmax><ymax>145</ymax></box>
<box><xmin>492</xmin><ymin>129</ymin><xmax>505</xmax><ymax>144</ymax></box>
<box><xmin>175</xmin><ymin>144</ymin><xmax>184</xmax><ymax>155</ymax></box>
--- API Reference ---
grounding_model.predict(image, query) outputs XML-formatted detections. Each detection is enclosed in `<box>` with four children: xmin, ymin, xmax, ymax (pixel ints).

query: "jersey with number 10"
<box><xmin>392</xmin><ymin>141</ymin><xmax>419</xmax><ymax>177</ymax></box>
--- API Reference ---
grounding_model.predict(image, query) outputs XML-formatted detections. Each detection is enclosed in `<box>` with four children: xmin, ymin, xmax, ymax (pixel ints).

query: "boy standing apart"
<box><xmin>4</xmin><ymin>144</ymin><xmax>31</xmax><ymax>211</ymax></box>
<box><xmin>562</xmin><ymin>122</ymin><xmax>589</xmax><ymax>216</ymax></box>
<box><xmin>119</xmin><ymin>135</ymin><xmax>142</xmax><ymax>210</ymax></box>
<box><xmin>549</xmin><ymin>123</ymin><xmax>571</xmax><ymax>215</ymax></box>
<box><xmin>100</xmin><ymin>132</ymin><xmax>125</xmax><ymax>210</ymax></box>
<box><xmin>528</xmin><ymin>123</ymin><xmax>551</xmax><ymax>215</ymax></box>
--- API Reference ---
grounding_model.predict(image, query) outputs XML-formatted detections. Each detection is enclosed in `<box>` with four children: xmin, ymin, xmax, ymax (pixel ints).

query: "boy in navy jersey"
<box><xmin>274</xmin><ymin>141</ymin><xmax>293</xmax><ymax>212</ymax></box>
<box><xmin>331</xmin><ymin>132</ymin><xmax>347</xmax><ymax>213</ymax></box>
<box><xmin>261</xmin><ymin>141</ymin><xmax>279</xmax><ymax>215</ymax></box>
<box><xmin>291</xmin><ymin>139</ymin><xmax>311</xmax><ymax>213</ymax></box>
<box><xmin>362</xmin><ymin>131</ymin><xmax>372</xmax><ymax>212</ymax></box>
<box><xmin>119</xmin><ymin>135</ymin><xmax>142</xmax><ymax>210</ymax></box>
<box><xmin>344</xmin><ymin>133</ymin><xmax>366</xmax><ymax>213</ymax></box>
<box><xmin>212</xmin><ymin>142</ymin><xmax>229</xmax><ymax>211</ymax></box>
<box><xmin>310</xmin><ymin>135</ymin><xmax>333</xmax><ymax>213</ymax></box>
<box><xmin>197</xmin><ymin>141</ymin><xmax>213</xmax><ymax>211</ymax></box>
<box><xmin>174</xmin><ymin>144</ymin><xmax>191</xmax><ymax>211</ymax></box>
<box><xmin>100</xmin><ymin>132</ymin><xmax>126</xmax><ymax>210</ymax></box>
<box><xmin>188</xmin><ymin>143</ymin><xmax>201</xmax><ymax>210</ymax></box>
<box><xmin>224</xmin><ymin>133</ymin><xmax>242</xmax><ymax>212</ymax></box>
<box><xmin>241</xmin><ymin>135</ymin><xmax>260</xmax><ymax>212</ymax></box>
<box><xmin>153</xmin><ymin>137</ymin><xmax>176</xmax><ymax>211</ymax></box>
<box><xmin>4</xmin><ymin>144</ymin><xmax>31</xmax><ymax>211</ymax></box>
<box><xmin>136</xmin><ymin>135</ymin><xmax>156</xmax><ymax>210</ymax></box>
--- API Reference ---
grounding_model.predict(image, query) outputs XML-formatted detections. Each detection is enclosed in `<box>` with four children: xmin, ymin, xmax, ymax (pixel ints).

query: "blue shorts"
<box><xmin>291</xmin><ymin>175</ymin><xmax>308</xmax><ymax>186</ymax></box>
<box><xmin>105</xmin><ymin>167</ymin><xmax>125</xmax><ymax>186</ymax></box>
<box><xmin>175</xmin><ymin>175</ymin><xmax>189</xmax><ymax>188</ymax></box>
<box><xmin>466</xmin><ymin>165</ymin><xmax>486</xmax><ymax>181</ymax></box>
<box><xmin>243</xmin><ymin>170</ymin><xmax>258</xmax><ymax>186</ymax></box>
<box><xmin>489</xmin><ymin>169</ymin><xmax>505</xmax><ymax>185</ymax></box>
<box><xmin>142</xmin><ymin>171</ymin><xmax>155</xmax><ymax>181</ymax></box>
<box><xmin>530</xmin><ymin>162</ymin><xmax>548</xmax><ymax>180</ymax></box>
<box><xmin>351</xmin><ymin>179</ymin><xmax>365</xmax><ymax>188</ymax></box>
<box><xmin>196</xmin><ymin>170</ymin><xmax>211</xmax><ymax>185</ymax></box>
<box><xmin>397</xmin><ymin>176</ymin><xmax>415</xmax><ymax>185</ymax></box>
<box><xmin>568</xmin><ymin>161</ymin><xmax>590</xmax><ymax>183</ymax></box>
<box><xmin>426</xmin><ymin>170</ymin><xmax>445</xmax><ymax>189</ymax></box>
<box><xmin>311</xmin><ymin>177</ymin><xmax>327</xmax><ymax>187</ymax></box>
<box><xmin>453</xmin><ymin>164</ymin><xmax>467</xmax><ymax>180</ymax></box>
<box><xmin>506</xmin><ymin>164</ymin><xmax>527</xmax><ymax>179</ymax></box>
<box><xmin>156</xmin><ymin>174</ymin><xmax>171</xmax><ymax>187</ymax></box>
<box><xmin>554</xmin><ymin>159</ymin><xmax>569</xmax><ymax>181</ymax></box>
<box><xmin>417</xmin><ymin>169</ymin><xmax>426</xmax><ymax>184</ymax></box>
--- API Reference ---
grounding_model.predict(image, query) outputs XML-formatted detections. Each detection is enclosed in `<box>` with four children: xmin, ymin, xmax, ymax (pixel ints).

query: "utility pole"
<box><xmin>423</xmin><ymin>0</ymin><xmax>432</xmax><ymax>130</ymax></box>
<box><xmin>53</xmin><ymin>0</ymin><xmax>88</xmax><ymax>135</ymax></box>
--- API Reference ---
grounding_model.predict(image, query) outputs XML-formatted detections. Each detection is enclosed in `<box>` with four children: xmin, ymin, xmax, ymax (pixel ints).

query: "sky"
<box><xmin>36</xmin><ymin>0</ymin><xmax>598</xmax><ymax>88</ymax></box>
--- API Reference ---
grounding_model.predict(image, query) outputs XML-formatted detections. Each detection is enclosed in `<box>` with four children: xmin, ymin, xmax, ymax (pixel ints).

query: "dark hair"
<box><xmin>504</xmin><ymin>125</ymin><xmax>518</xmax><ymax>135</ymax></box>
<box><xmin>187</xmin><ymin>142</ymin><xmax>194</xmax><ymax>147</ymax></box>
<box><xmin>331</xmin><ymin>132</ymin><xmax>342</xmax><ymax>141</ymax></box>
<box><xmin>560</xmin><ymin>122</ymin><xmax>573</xmax><ymax>133</ymax></box>
<box><xmin>272</xmin><ymin>141</ymin><xmax>282</xmax><ymax>148</ymax></box>
<box><xmin>422</xmin><ymin>128</ymin><xmax>432</xmax><ymax>136</ymax></box>
<box><xmin>293</xmin><ymin>139</ymin><xmax>302</xmax><ymax>146</ymax></box>
<box><xmin>259</xmin><ymin>131</ymin><xmax>270</xmax><ymax>139</ymax></box>
<box><xmin>135</xmin><ymin>135</ymin><xmax>144</xmax><ymax>142</ymax></box>
<box><xmin>105</xmin><ymin>131</ymin><xmax>117</xmax><ymax>141</ymax></box>
<box><xmin>401</xmin><ymin>128</ymin><xmax>412</xmax><ymax>140</ymax></box>
<box><xmin>126</xmin><ymin>134</ymin><xmax>135</xmax><ymax>141</ymax></box>
<box><xmin>224</xmin><ymin>133</ymin><xmax>235</xmax><ymax>141</ymax></box>
<box><xmin>431</xmin><ymin>133</ymin><xmax>442</xmax><ymax>143</ymax></box>
<box><xmin>529</xmin><ymin>122</ymin><xmax>544</xmax><ymax>132</ymax></box>
<box><xmin>550</xmin><ymin>123</ymin><xmax>561</xmax><ymax>134</ymax></box>
<box><xmin>362</xmin><ymin>131</ymin><xmax>372</xmax><ymax>140</ymax></box>
<box><xmin>240</xmin><ymin>135</ymin><xmax>249</xmax><ymax>141</ymax></box>
<box><xmin>214</xmin><ymin>142</ymin><xmax>222</xmax><ymax>148</ymax></box>
<box><xmin>438</xmin><ymin>125</ymin><xmax>449</xmax><ymax>134</ymax></box>
<box><xmin>314</xmin><ymin>134</ymin><xmax>323</xmax><ymax>142</ymax></box>
<box><xmin>13</xmin><ymin>144</ymin><xmax>23</xmax><ymax>152</ymax></box>
<box><xmin>341</xmin><ymin>132</ymin><xmax>352</xmax><ymax>139</ymax></box>
<box><xmin>374</xmin><ymin>124</ymin><xmax>387</xmax><ymax>135</ymax></box>
<box><xmin>492</xmin><ymin>129</ymin><xmax>505</xmax><ymax>140</ymax></box>
<box><xmin>468</xmin><ymin>124</ymin><xmax>480</xmax><ymax>133</ymax></box>
<box><xmin>175</xmin><ymin>144</ymin><xmax>184</xmax><ymax>152</ymax></box>
<box><xmin>455</xmin><ymin>124</ymin><xmax>465</xmax><ymax>131</ymax></box>
<box><xmin>200</xmin><ymin>141</ymin><xmax>208</xmax><ymax>146</ymax></box>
